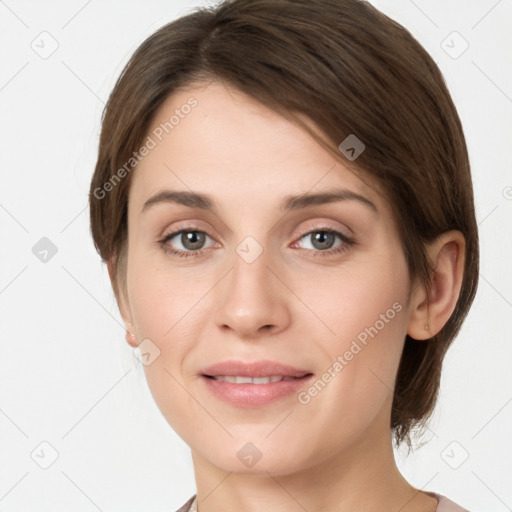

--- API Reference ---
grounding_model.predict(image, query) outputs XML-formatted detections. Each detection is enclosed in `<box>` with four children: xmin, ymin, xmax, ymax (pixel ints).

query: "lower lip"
<box><xmin>200</xmin><ymin>375</ymin><xmax>314</xmax><ymax>407</ymax></box>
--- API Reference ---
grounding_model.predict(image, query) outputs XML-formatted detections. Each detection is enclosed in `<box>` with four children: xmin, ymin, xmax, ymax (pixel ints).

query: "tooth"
<box><xmin>234</xmin><ymin>376</ymin><xmax>253</xmax><ymax>384</ymax></box>
<box><xmin>211</xmin><ymin>375</ymin><xmax>291</xmax><ymax>383</ymax></box>
<box><xmin>252</xmin><ymin>377</ymin><xmax>270</xmax><ymax>384</ymax></box>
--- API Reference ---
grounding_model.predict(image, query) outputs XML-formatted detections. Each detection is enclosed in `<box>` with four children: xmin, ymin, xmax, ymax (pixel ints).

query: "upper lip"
<box><xmin>201</xmin><ymin>360</ymin><xmax>313</xmax><ymax>378</ymax></box>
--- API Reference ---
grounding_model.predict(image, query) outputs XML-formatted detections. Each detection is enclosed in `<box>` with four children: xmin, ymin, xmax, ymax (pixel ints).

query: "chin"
<box><xmin>210</xmin><ymin>452</ymin><xmax>304</xmax><ymax>476</ymax></box>
<box><xmin>192</xmin><ymin>434</ymin><xmax>315</xmax><ymax>477</ymax></box>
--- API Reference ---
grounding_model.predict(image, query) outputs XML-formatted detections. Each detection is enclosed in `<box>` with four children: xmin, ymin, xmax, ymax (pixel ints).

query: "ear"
<box><xmin>407</xmin><ymin>230</ymin><xmax>466</xmax><ymax>340</ymax></box>
<box><xmin>107</xmin><ymin>256</ymin><xmax>138</xmax><ymax>348</ymax></box>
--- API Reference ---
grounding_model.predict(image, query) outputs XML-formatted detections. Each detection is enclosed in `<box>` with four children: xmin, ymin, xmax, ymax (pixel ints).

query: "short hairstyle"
<box><xmin>89</xmin><ymin>0</ymin><xmax>479</xmax><ymax>450</ymax></box>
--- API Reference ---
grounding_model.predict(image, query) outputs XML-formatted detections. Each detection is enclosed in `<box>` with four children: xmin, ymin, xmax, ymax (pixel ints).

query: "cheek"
<box><xmin>125</xmin><ymin>252</ymin><xmax>213</xmax><ymax>410</ymax></box>
<box><xmin>291</xmin><ymin>257</ymin><xmax>410</xmax><ymax>426</ymax></box>
<box><xmin>127</xmin><ymin>248</ymin><xmax>208</xmax><ymax>341</ymax></box>
<box><xmin>295</xmin><ymin>256</ymin><xmax>409</xmax><ymax>359</ymax></box>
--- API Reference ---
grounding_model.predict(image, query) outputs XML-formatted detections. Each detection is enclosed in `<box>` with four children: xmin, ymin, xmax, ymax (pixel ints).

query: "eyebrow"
<box><xmin>141</xmin><ymin>187</ymin><xmax>378</xmax><ymax>214</ymax></box>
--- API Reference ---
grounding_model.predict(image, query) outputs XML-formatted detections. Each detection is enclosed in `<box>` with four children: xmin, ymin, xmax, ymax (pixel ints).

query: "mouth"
<box><xmin>200</xmin><ymin>359</ymin><xmax>313</xmax><ymax>379</ymax></box>
<box><xmin>203</xmin><ymin>374</ymin><xmax>311</xmax><ymax>384</ymax></box>
<box><xmin>199</xmin><ymin>361</ymin><xmax>314</xmax><ymax>407</ymax></box>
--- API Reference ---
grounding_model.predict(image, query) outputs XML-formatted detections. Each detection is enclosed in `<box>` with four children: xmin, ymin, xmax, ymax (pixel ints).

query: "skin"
<box><xmin>112</xmin><ymin>80</ymin><xmax>465</xmax><ymax>512</ymax></box>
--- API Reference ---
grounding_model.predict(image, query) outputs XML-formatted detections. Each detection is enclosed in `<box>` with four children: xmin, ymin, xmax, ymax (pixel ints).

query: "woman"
<box><xmin>89</xmin><ymin>0</ymin><xmax>478</xmax><ymax>510</ymax></box>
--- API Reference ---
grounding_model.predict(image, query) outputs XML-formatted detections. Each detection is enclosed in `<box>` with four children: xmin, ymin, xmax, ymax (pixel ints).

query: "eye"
<box><xmin>159</xmin><ymin>226</ymin><xmax>355</xmax><ymax>259</ymax></box>
<box><xmin>294</xmin><ymin>228</ymin><xmax>354</xmax><ymax>256</ymax></box>
<box><xmin>159</xmin><ymin>228</ymin><xmax>217</xmax><ymax>258</ymax></box>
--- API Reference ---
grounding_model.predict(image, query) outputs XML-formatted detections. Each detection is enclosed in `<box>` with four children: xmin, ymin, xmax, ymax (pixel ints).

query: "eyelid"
<box><xmin>160</xmin><ymin>220</ymin><xmax>352</xmax><ymax>243</ymax></box>
<box><xmin>293</xmin><ymin>221</ymin><xmax>353</xmax><ymax>242</ymax></box>
<box><xmin>158</xmin><ymin>219</ymin><xmax>212</xmax><ymax>238</ymax></box>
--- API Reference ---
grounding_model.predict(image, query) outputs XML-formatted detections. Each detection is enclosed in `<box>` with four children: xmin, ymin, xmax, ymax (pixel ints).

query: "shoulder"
<box><xmin>175</xmin><ymin>495</ymin><xmax>197</xmax><ymax>512</ymax></box>
<box><xmin>427</xmin><ymin>491</ymin><xmax>471</xmax><ymax>512</ymax></box>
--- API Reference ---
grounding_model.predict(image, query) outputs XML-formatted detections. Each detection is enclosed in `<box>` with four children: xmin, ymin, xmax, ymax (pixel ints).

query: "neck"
<box><xmin>190</xmin><ymin>416</ymin><xmax>437</xmax><ymax>512</ymax></box>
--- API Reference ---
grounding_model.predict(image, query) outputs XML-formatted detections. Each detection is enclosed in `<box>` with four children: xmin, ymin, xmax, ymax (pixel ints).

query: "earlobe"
<box><xmin>407</xmin><ymin>230</ymin><xmax>466</xmax><ymax>340</ymax></box>
<box><xmin>125</xmin><ymin>322</ymin><xmax>139</xmax><ymax>348</ymax></box>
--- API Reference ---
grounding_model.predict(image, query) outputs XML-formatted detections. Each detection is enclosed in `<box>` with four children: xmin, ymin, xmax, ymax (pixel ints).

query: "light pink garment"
<box><xmin>176</xmin><ymin>491</ymin><xmax>470</xmax><ymax>511</ymax></box>
<box><xmin>427</xmin><ymin>491</ymin><xmax>470</xmax><ymax>511</ymax></box>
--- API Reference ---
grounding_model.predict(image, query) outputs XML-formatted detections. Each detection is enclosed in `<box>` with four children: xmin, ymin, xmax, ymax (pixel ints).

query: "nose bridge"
<box><xmin>229</xmin><ymin>235</ymin><xmax>274</xmax><ymax>306</ymax></box>
<box><xmin>231</xmin><ymin>238</ymin><xmax>270</xmax><ymax>291</ymax></box>
<box><xmin>214</xmin><ymin>233</ymin><xmax>289</xmax><ymax>336</ymax></box>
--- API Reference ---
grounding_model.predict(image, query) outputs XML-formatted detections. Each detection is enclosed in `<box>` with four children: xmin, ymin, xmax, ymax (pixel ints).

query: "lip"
<box><xmin>199</xmin><ymin>359</ymin><xmax>314</xmax><ymax>407</ymax></box>
<box><xmin>201</xmin><ymin>359</ymin><xmax>312</xmax><ymax>378</ymax></box>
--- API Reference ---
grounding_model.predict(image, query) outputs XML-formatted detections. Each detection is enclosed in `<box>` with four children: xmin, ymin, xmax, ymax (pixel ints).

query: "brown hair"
<box><xmin>89</xmin><ymin>0</ymin><xmax>479</xmax><ymax>449</ymax></box>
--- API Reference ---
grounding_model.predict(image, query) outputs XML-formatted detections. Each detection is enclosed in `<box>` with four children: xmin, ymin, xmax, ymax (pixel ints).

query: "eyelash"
<box><xmin>158</xmin><ymin>225</ymin><xmax>355</xmax><ymax>260</ymax></box>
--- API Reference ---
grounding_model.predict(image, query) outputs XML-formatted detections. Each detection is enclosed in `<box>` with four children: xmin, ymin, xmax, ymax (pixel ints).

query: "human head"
<box><xmin>89</xmin><ymin>0</ymin><xmax>478</xmax><ymax>451</ymax></box>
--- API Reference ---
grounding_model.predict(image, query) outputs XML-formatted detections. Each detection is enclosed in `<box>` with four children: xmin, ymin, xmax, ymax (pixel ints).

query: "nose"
<box><xmin>214</xmin><ymin>243</ymin><xmax>291</xmax><ymax>339</ymax></box>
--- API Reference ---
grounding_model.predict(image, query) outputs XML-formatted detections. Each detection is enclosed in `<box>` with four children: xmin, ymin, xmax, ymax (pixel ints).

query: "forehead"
<box><xmin>129</xmin><ymin>81</ymin><xmax>386</xmax><ymax>215</ymax></box>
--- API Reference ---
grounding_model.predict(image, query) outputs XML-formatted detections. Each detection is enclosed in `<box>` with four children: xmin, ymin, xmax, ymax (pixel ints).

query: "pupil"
<box><xmin>183</xmin><ymin>231</ymin><xmax>204</xmax><ymax>250</ymax></box>
<box><xmin>313</xmin><ymin>232</ymin><xmax>334</xmax><ymax>250</ymax></box>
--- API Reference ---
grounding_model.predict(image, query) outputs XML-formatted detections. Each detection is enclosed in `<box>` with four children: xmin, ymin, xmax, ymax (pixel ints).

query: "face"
<box><xmin>121</xmin><ymin>80</ymin><xmax>416</xmax><ymax>475</ymax></box>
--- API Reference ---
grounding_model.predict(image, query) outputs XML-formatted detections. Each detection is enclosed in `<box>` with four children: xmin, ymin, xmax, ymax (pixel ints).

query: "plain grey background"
<box><xmin>0</xmin><ymin>0</ymin><xmax>511</xmax><ymax>510</ymax></box>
